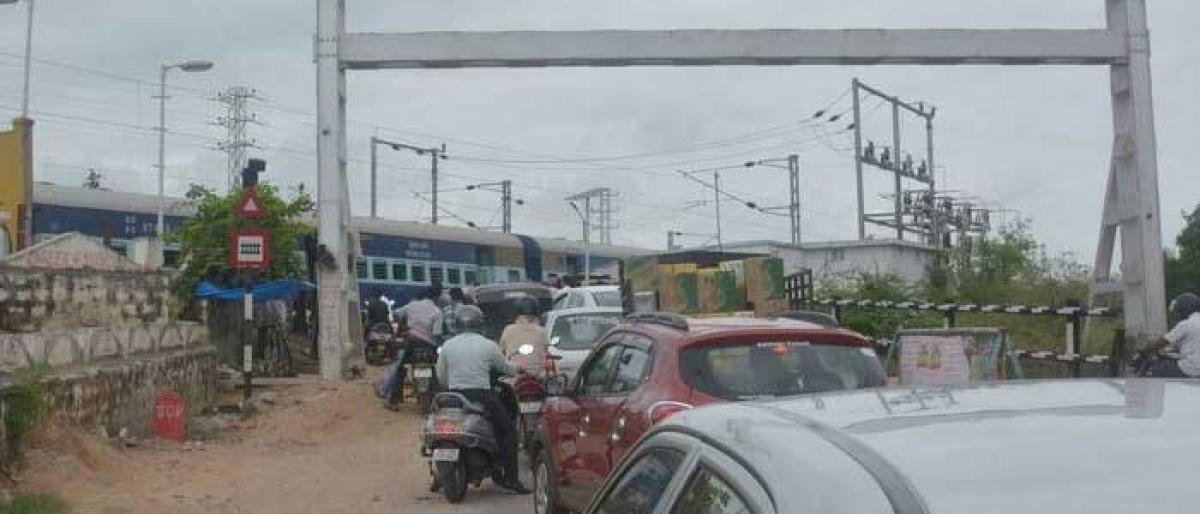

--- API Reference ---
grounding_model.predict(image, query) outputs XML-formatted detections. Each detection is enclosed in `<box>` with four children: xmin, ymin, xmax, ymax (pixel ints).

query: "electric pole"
<box><xmin>213</xmin><ymin>86</ymin><xmax>261</xmax><ymax>190</ymax></box>
<box><xmin>713</xmin><ymin>171</ymin><xmax>723</xmax><ymax>251</ymax></box>
<box><xmin>851</xmin><ymin>78</ymin><xmax>936</xmax><ymax>242</ymax></box>
<box><xmin>370</xmin><ymin>137</ymin><xmax>447</xmax><ymax>223</ymax></box>
<box><xmin>466</xmin><ymin>180</ymin><xmax>524</xmax><ymax>233</ymax></box>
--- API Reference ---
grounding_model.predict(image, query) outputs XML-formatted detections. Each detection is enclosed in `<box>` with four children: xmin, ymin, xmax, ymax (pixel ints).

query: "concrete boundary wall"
<box><xmin>0</xmin><ymin>321</ymin><xmax>207</xmax><ymax>371</ymax></box>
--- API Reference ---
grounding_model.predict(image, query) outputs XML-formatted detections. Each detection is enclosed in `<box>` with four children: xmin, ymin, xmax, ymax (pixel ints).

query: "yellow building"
<box><xmin>0</xmin><ymin>118</ymin><xmax>33</xmax><ymax>256</ymax></box>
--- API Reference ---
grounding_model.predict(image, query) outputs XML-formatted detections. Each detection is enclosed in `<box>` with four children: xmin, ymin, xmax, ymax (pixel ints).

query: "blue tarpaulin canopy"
<box><xmin>194</xmin><ymin>280</ymin><xmax>315</xmax><ymax>303</ymax></box>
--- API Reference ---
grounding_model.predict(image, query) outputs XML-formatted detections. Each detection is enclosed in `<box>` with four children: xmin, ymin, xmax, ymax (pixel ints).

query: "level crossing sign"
<box><xmin>231</xmin><ymin>228</ymin><xmax>270</xmax><ymax>269</ymax></box>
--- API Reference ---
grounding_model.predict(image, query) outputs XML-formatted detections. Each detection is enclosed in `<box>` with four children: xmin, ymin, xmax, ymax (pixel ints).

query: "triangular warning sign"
<box><xmin>235</xmin><ymin>190</ymin><xmax>267</xmax><ymax>219</ymax></box>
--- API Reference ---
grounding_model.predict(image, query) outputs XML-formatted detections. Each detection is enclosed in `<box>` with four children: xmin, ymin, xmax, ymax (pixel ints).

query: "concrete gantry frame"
<box><xmin>315</xmin><ymin>0</ymin><xmax>1164</xmax><ymax>377</ymax></box>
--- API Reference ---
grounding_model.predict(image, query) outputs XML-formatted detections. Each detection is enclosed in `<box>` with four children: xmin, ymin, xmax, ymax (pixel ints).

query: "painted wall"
<box><xmin>730</xmin><ymin>242</ymin><xmax>934</xmax><ymax>287</ymax></box>
<box><xmin>0</xmin><ymin>119</ymin><xmax>31</xmax><ymax>255</ymax></box>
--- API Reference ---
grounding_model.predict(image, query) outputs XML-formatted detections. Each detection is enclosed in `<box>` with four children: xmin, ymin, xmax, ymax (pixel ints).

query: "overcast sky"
<box><xmin>1</xmin><ymin>0</ymin><xmax>1197</xmax><ymax>263</ymax></box>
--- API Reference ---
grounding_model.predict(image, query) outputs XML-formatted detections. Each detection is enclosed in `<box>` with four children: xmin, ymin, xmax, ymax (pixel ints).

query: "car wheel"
<box><xmin>534</xmin><ymin>450</ymin><xmax>565</xmax><ymax>514</ymax></box>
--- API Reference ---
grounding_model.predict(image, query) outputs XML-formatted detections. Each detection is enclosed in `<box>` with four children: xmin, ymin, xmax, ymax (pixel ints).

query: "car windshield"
<box><xmin>592</xmin><ymin>290</ymin><xmax>622</xmax><ymax>307</ymax></box>
<box><xmin>681</xmin><ymin>341</ymin><xmax>886</xmax><ymax>400</ymax></box>
<box><xmin>551</xmin><ymin>312</ymin><xmax>624</xmax><ymax>350</ymax></box>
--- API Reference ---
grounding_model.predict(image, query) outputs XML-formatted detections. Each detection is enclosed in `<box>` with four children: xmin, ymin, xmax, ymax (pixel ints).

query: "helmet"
<box><xmin>515</xmin><ymin>296</ymin><xmax>540</xmax><ymax>318</ymax></box>
<box><xmin>1169</xmin><ymin>293</ymin><xmax>1200</xmax><ymax>323</ymax></box>
<box><xmin>457</xmin><ymin>305</ymin><xmax>486</xmax><ymax>333</ymax></box>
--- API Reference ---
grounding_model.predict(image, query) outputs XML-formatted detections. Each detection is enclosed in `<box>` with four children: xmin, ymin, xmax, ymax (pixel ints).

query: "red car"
<box><xmin>530</xmin><ymin>312</ymin><xmax>886</xmax><ymax>514</ymax></box>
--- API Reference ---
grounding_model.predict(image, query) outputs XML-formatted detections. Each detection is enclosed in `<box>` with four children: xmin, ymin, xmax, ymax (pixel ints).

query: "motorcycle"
<box><xmin>423</xmin><ymin>392</ymin><xmax>503</xmax><ymax>503</ymax></box>
<box><xmin>1130</xmin><ymin>348</ymin><xmax>1184</xmax><ymax>377</ymax></box>
<box><xmin>509</xmin><ymin>343</ymin><xmax>560</xmax><ymax>452</ymax></box>
<box><xmin>364</xmin><ymin>322</ymin><xmax>396</xmax><ymax>365</ymax></box>
<box><xmin>405</xmin><ymin>329</ymin><xmax>440</xmax><ymax>414</ymax></box>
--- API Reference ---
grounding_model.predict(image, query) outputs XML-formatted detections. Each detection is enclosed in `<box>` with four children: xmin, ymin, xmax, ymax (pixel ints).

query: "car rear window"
<box><xmin>681</xmin><ymin>341</ymin><xmax>886</xmax><ymax>400</ymax></box>
<box><xmin>593</xmin><ymin>290</ymin><xmax>622</xmax><ymax>307</ymax></box>
<box><xmin>550</xmin><ymin>313</ymin><xmax>624</xmax><ymax>350</ymax></box>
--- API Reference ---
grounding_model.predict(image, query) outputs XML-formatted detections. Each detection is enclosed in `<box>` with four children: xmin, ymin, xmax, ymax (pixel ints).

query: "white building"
<box><xmin>700</xmin><ymin>239</ymin><xmax>937</xmax><ymax>287</ymax></box>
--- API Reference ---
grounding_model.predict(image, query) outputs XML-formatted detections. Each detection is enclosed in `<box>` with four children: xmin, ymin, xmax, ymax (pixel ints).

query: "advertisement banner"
<box><xmin>897</xmin><ymin>329</ymin><xmax>1007</xmax><ymax>386</ymax></box>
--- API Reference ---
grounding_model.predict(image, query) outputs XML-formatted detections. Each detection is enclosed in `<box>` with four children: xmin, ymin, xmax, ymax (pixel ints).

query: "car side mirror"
<box><xmin>545</xmin><ymin>373</ymin><xmax>570</xmax><ymax>396</ymax></box>
<box><xmin>549</xmin><ymin>336</ymin><xmax>561</xmax><ymax>347</ymax></box>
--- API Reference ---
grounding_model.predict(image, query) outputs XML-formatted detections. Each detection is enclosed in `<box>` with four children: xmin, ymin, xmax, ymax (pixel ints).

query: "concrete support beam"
<box><xmin>341</xmin><ymin>29</ymin><xmax>1128</xmax><ymax>69</ymax></box>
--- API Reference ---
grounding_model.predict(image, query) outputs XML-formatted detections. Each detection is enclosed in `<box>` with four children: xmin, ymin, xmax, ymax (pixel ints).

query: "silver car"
<box><xmin>583</xmin><ymin>379</ymin><xmax>1199</xmax><ymax>513</ymax></box>
<box><xmin>543</xmin><ymin>306</ymin><xmax>624</xmax><ymax>380</ymax></box>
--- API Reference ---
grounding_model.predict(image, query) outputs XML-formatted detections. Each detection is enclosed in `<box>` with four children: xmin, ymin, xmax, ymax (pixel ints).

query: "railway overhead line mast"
<box><xmin>315</xmin><ymin>0</ymin><xmax>1164</xmax><ymax>378</ymax></box>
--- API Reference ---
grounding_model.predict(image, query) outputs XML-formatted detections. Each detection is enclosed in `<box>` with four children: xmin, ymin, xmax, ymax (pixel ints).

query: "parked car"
<box><xmin>531</xmin><ymin>313</ymin><xmax>886</xmax><ymax>514</ymax></box>
<box><xmin>551</xmin><ymin>285</ymin><xmax>622</xmax><ymax>310</ymax></box>
<box><xmin>544</xmin><ymin>306</ymin><xmax>625</xmax><ymax>381</ymax></box>
<box><xmin>580</xmin><ymin>379</ymin><xmax>1199</xmax><ymax>513</ymax></box>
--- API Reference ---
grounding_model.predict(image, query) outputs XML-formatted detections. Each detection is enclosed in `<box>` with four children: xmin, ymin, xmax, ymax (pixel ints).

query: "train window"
<box><xmin>356</xmin><ymin>259</ymin><xmax>367</xmax><ymax>279</ymax></box>
<box><xmin>464</xmin><ymin>269</ymin><xmax>478</xmax><ymax>286</ymax></box>
<box><xmin>392</xmin><ymin>262</ymin><xmax>408</xmax><ymax>282</ymax></box>
<box><xmin>507</xmin><ymin>269</ymin><xmax>521</xmax><ymax>282</ymax></box>
<box><xmin>430</xmin><ymin>265</ymin><xmax>445</xmax><ymax>286</ymax></box>
<box><xmin>411</xmin><ymin>263</ymin><xmax>427</xmax><ymax>283</ymax></box>
<box><xmin>371</xmin><ymin>260</ymin><xmax>388</xmax><ymax>281</ymax></box>
<box><xmin>447</xmin><ymin>267</ymin><xmax>462</xmax><ymax>286</ymax></box>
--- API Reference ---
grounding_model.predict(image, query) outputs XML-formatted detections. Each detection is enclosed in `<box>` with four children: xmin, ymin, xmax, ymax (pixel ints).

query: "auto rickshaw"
<box><xmin>471</xmin><ymin>282</ymin><xmax>554</xmax><ymax>340</ymax></box>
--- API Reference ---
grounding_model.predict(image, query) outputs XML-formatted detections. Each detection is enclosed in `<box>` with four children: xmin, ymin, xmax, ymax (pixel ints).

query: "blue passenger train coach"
<box><xmin>29</xmin><ymin>184</ymin><xmax>647</xmax><ymax>304</ymax></box>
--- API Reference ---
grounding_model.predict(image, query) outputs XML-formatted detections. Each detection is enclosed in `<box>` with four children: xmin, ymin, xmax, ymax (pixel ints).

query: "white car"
<box><xmin>582</xmin><ymin>379</ymin><xmax>1200</xmax><ymax>514</ymax></box>
<box><xmin>543</xmin><ymin>306</ymin><xmax>624</xmax><ymax>380</ymax></box>
<box><xmin>551</xmin><ymin>285</ymin><xmax>622</xmax><ymax>311</ymax></box>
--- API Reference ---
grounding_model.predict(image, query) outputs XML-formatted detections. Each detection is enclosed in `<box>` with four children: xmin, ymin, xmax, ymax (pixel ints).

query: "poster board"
<box><xmin>895</xmin><ymin>328</ymin><xmax>1009</xmax><ymax>386</ymax></box>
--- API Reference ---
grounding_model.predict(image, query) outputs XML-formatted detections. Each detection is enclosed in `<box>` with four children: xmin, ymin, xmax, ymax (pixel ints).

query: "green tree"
<box><xmin>1166</xmin><ymin>203</ymin><xmax>1200</xmax><ymax>301</ymax></box>
<box><xmin>818</xmin><ymin>271</ymin><xmax>936</xmax><ymax>339</ymax></box>
<box><xmin>167</xmin><ymin>183</ymin><xmax>314</xmax><ymax>310</ymax></box>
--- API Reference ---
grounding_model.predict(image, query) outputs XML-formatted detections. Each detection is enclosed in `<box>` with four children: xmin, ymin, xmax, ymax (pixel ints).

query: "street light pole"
<box><xmin>369</xmin><ymin>136</ymin><xmax>378</xmax><ymax>217</ymax></box>
<box><xmin>156</xmin><ymin>60</ymin><xmax>213</xmax><ymax>266</ymax></box>
<box><xmin>19</xmin><ymin>0</ymin><xmax>33</xmax><ymax>118</ymax></box>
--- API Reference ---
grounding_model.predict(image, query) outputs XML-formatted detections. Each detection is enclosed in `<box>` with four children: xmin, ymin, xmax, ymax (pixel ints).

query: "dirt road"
<box><xmin>21</xmin><ymin>370</ymin><xmax>534</xmax><ymax>514</ymax></box>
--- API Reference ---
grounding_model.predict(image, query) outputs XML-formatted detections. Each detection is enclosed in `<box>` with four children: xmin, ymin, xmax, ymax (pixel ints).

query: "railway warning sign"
<box><xmin>231</xmin><ymin>228</ymin><xmax>270</xmax><ymax>269</ymax></box>
<box><xmin>235</xmin><ymin>189</ymin><xmax>267</xmax><ymax>219</ymax></box>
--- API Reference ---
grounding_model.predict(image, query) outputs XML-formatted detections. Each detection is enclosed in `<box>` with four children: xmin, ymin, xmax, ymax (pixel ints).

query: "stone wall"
<box><xmin>0</xmin><ymin>265</ymin><xmax>216</xmax><ymax>440</ymax></box>
<box><xmin>39</xmin><ymin>346</ymin><xmax>217</xmax><ymax>437</ymax></box>
<box><xmin>0</xmin><ymin>264</ymin><xmax>169</xmax><ymax>334</ymax></box>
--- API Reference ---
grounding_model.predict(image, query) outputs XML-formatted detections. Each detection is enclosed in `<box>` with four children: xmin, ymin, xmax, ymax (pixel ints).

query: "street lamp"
<box><xmin>155</xmin><ymin>59</ymin><xmax>213</xmax><ymax>265</ymax></box>
<box><xmin>1</xmin><ymin>0</ymin><xmax>34</xmax><ymax>118</ymax></box>
<box><xmin>568</xmin><ymin>201</ymin><xmax>590</xmax><ymax>286</ymax></box>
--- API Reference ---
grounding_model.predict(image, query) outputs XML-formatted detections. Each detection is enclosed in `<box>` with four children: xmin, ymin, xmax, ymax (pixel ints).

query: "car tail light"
<box><xmin>434</xmin><ymin>419</ymin><xmax>461</xmax><ymax>434</ymax></box>
<box><xmin>647</xmin><ymin>401</ymin><xmax>693</xmax><ymax>425</ymax></box>
<box><xmin>544</xmin><ymin>355</ymin><xmax>558</xmax><ymax>375</ymax></box>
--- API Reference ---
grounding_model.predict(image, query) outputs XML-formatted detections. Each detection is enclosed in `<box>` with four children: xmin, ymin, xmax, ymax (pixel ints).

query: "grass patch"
<box><xmin>1</xmin><ymin>493</ymin><xmax>68</xmax><ymax>514</ymax></box>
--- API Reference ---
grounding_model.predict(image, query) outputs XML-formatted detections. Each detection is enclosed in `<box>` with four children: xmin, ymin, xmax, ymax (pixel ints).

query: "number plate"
<box><xmin>431</xmin><ymin>448</ymin><xmax>460</xmax><ymax>462</ymax></box>
<box><xmin>519</xmin><ymin>401</ymin><xmax>543</xmax><ymax>414</ymax></box>
<box><xmin>413</xmin><ymin>368</ymin><xmax>433</xmax><ymax>379</ymax></box>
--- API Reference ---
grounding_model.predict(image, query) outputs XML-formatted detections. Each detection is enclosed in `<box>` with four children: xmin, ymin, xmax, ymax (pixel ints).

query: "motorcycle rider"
<box><xmin>442</xmin><ymin>287</ymin><xmax>468</xmax><ymax>338</ymax></box>
<box><xmin>365</xmin><ymin>288</ymin><xmax>391</xmax><ymax>326</ymax></box>
<box><xmin>1138</xmin><ymin>292</ymin><xmax>1200</xmax><ymax>377</ymax></box>
<box><xmin>435</xmin><ymin>305</ymin><xmax>530</xmax><ymax>494</ymax></box>
<box><xmin>499</xmin><ymin>297</ymin><xmax>549</xmax><ymax>377</ymax></box>
<box><xmin>379</xmin><ymin>287</ymin><xmax>444</xmax><ymax>408</ymax></box>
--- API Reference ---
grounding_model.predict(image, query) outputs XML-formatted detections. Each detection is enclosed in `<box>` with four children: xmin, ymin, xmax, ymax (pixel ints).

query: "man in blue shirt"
<box><xmin>436</xmin><ymin>305</ymin><xmax>529</xmax><ymax>494</ymax></box>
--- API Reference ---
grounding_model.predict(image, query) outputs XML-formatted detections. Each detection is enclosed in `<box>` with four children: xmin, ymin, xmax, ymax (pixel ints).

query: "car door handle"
<box><xmin>579</xmin><ymin>413</ymin><xmax>591</xmax><ymax>438</ymax></box>
<box><xmin>610</xmin><ymin>415</ymin><xmax>627</xmax><ymax>443</ymax></box>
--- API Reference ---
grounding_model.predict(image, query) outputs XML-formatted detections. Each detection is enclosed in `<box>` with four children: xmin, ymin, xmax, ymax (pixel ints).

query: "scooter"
<box><xmin>423</xmin><ymin>392</ymin><xmax>502</xmax><ymax>503</ymax></box>
<box><xmin>364</xmin><ymin>322</ymin><xmax>395</xmax><ymax>365</ymax></box>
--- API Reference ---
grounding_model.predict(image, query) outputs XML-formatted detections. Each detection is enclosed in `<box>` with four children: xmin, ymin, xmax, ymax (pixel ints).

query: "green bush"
<box><xmin>1</xmin><ymin>493</ymin><xmax>68</xmax><ymax>514</ymax></box>
<box><xmin>3</xmin><ymin>366</ymin><xmax>49</xmax><ymax>467</ymax></box>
